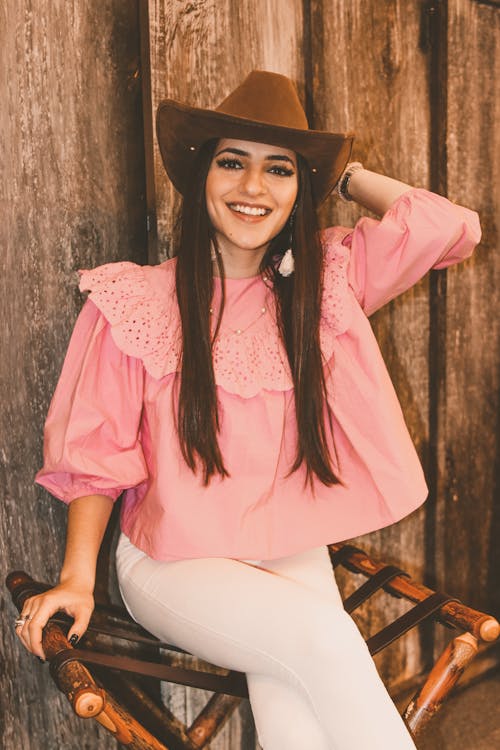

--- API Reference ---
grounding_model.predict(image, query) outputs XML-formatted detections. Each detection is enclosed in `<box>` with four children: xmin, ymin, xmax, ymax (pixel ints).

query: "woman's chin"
<box><xmin>220</xmin><ymin>238</ymin><xmax>271</xmax><ymax>254</ymax></box>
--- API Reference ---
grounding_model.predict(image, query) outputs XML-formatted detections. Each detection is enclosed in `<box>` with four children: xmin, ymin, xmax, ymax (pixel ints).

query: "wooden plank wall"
<box><xmin>433</xmin><ymin>0</ymin><xmax>500</xmax><ymax>655</ymax></box>
<box><xmin>144</xmin><ymin>1</ymin><xmax>499</xmax><ymax>746</ymax></box>
<box><xmin>1</xmin><ymin>1</ymin><xmax>498</xmax><ymax>748</ymax></box>
<box><xmin>309</xmin><ymin>0</ymin><xmax>433</xmax><ymax>688</ymax></box>
<box><xmin>146</xmin><ymin>0</ymin><xmax>306</xmax><ymax>262</ymax></box>
<box><xmin>0</xmin><ymin>2</ymin><xmax>146</xmax><ymax>749</ymax></box>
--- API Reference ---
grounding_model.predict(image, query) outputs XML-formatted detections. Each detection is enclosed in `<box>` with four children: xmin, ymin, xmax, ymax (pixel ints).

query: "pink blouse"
<box><xmin>35</xmin><ymin>189</ymin><xmax>481</xmax><ymax>562</ymax></box>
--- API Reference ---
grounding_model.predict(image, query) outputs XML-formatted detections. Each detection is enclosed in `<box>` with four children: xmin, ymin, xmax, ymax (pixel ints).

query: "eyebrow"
<box><xmin>215</xmin><ymin>147</ymin><xmax>296</xmax><ymax>165</ymax></box>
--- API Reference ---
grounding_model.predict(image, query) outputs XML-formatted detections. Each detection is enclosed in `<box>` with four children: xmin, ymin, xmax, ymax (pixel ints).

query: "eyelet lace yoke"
<box><xmin>78</xmin><ymin>229</ymin><xmax>352</xmax><ymax>397</ymax></box>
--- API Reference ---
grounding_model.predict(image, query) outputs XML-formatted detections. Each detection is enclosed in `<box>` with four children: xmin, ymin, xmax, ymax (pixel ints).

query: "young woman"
<box><xmin>16</xmin><ymin>71</ymin><xmax>480</xmax><ymax>749</ymax></box>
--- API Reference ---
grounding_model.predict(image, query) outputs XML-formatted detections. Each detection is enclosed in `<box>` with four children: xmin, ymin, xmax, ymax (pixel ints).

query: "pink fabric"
<box><xmin>35</xmin><ymin>188</ymin><xmax>481</xmax><ymax>561</ymax></box>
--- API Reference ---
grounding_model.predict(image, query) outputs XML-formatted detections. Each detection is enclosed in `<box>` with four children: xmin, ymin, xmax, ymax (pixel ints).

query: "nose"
<box><xmin>240</xmin><ymin>165</ymin><xmax>266</xmax><ymax>196</ymax></box>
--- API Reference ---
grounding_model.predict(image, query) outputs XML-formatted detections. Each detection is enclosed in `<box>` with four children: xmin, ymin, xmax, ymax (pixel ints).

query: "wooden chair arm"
<box><xmin>7</xmin><ymin>571</ymin><xmax>106</xmax><ymax>718</ymax></box>
<box><xmin>6</xmin><ymin>571</ymin><xmax>175</xmax><ymax>748</ymax></box>
<box><xmin>328</xmin><ymin>544</ymin><xmax>500</xmax><ymax>643</ymax></box>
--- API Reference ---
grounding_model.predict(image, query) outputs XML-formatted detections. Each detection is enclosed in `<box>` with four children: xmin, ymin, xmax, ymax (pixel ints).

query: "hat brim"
<box><xmin>156</xmin><ymin>100</ymin><xmax>354</xmax><ymax>206</ymax></box>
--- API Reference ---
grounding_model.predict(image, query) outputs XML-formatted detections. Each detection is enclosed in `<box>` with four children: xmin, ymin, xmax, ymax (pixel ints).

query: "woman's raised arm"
<box><xmin>344</xmin><ymin>167</ymin><xmax>414</xmax><ymax>215</ymax></box>
<box><xmin>324</xmin><ymin>174</ymin><xmax>481</xmax><ymax>317</ymax></box>
<box><xmin>16</xmin><ymin>493</ymin><xmax>113</xmax><ymax>659</ymax></box>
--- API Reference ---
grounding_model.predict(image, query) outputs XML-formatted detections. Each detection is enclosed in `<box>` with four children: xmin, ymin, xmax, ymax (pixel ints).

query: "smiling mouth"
<box><xmin>227</xmin><ymin>203</ymin><xmax>272</xmax><ymax>217</ymax></box>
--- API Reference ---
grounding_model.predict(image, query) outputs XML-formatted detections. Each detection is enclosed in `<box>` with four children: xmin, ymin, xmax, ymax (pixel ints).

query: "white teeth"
<box><xmin>229</xmin><ymin>204</ymin><xmax>268</xmax><ymax>216</ymax></box>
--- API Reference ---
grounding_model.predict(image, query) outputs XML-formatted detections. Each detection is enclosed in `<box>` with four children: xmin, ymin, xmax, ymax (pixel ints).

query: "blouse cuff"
<box><xmin>35</xmin><ymin>473</ymin><xmax>124</xmax><ymax>504</ymax></box>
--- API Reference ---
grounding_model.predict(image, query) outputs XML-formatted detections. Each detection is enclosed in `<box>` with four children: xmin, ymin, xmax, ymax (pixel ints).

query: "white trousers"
<box><xmin>116</xmin><ymin>532</ymin><xmax>417</xmax><ymax>750</ymax></box>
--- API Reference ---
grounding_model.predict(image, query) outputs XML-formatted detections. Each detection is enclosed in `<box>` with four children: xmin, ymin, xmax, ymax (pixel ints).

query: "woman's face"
<box><xmin>205</xmin><ymin>138</ymin><xmax>298</xmax><ymax>258</ymax></box>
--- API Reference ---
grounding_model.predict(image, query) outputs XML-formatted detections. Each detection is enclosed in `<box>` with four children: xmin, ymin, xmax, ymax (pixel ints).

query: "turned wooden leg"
<box><xmin>93</xmin><ymin>693</ymin><xmax>173</xmax><ymax>749</ymax></box>
<box><xmin>187</xmin><ymin>693</ymin><xmax>242</xmax><ymax>748</ymax></box>
<box><xmin>403</xmin><ymin>632</ymin><xmax>479</xmax><ymax>736</ymax></box>
<box><xmin>45</xmin><ymin>622</ymin><xmax>173</xmax><ymax>749</ymax></box>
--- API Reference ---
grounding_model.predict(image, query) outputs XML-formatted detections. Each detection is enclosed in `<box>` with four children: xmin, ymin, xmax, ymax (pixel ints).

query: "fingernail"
<box><xmin>69</xmin><ymin>634</ymin><xmax>79</xmax><ymax>646</ymax></box>
<box><xmin>37</xmin><ymin>657</ymin><xmax>45</xmax><ymax>663</ymax></box>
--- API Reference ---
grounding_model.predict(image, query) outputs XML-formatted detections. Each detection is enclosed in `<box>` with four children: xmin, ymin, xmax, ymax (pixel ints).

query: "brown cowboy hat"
<box><xmin>156</xmin><ymin>70</ymin><xmax>354</xmax><ymax>206</ymax></box>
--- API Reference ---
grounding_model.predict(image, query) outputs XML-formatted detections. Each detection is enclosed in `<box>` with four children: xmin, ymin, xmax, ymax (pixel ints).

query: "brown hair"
<box><xmin>175</xmin><ymin>139</ymin><xmax>340</xmax><ymax>487</ymax></box>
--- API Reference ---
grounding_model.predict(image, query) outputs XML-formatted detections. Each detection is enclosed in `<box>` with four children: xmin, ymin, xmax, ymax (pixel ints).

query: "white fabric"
<box><xmin>116</xmin><ymin>532</ymin><xmax>416</xmax><ymax>749</ymax></box>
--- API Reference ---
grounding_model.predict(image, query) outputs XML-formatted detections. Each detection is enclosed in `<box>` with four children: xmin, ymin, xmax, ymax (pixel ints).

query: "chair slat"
<box><xmin>343</xmin><ymin>565</ymin><xmax>408</xmax><ymax>613</ymax></box>
<box><xmin>328</xmin><ymin>544</ymin><xmax>500</xmax><ymax>642</ymax></box>
<box><xmin>367</xmin><ymin>593</ymin><xmax>459</xmax><ymax>655</ymax></box>
<box><xmin>50</xmin><ymin>648</ymin><xmax>250</xmax><ymax>699</ymax></box>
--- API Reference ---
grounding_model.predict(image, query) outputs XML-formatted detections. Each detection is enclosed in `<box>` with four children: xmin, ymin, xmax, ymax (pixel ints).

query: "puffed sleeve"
<box><xmin>344</xmin><ymin>187</ymin><xmax>481</xmax><ymax>316</ymax></box>
<box><xmin>35</xmin><ymin>298</ymin><xmax>148</xmax><ymax>503</ymax></box>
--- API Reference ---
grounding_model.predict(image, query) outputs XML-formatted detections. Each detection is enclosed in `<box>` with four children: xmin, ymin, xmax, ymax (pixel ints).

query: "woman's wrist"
<box><xmin>59</xmin><ymin>550</ymin><xmax>97</xmax><ymax>590</ymax></box>
<box><xmin>338</xmin><ymin>165</ymin><xmax>414</xmax><ymax>216</ymax></box>
<box><xmin>59</xmin><ymin>568</ymin><xmax>96</xmax><ymax>591</ymax></box>
<box><xmin>336</xmin><ymin>162</ymin><xmax>365</xmax><ymax>202</ymax></box>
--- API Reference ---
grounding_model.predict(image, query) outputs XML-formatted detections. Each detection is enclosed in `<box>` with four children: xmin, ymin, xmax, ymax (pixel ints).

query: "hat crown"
<box><xmin>216</xmin><ymin>71</ymin><xmax>309</xmax><ymax>131</ymax></box>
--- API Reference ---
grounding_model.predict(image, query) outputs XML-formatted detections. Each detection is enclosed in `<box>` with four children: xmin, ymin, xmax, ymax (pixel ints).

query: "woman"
<box><xmin>16</xmin><ymin>71</ymin><xmax>480</xmax><ymax>748</ymax></box>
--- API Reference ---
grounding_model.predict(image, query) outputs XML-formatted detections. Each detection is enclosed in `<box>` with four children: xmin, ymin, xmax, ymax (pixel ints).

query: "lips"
<box><xmin>227</xmin><ymin>202</ymin><xmax>272</xmax><ymax>219</ymax></box>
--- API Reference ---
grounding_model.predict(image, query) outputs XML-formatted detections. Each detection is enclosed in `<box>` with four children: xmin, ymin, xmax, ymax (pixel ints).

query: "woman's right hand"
<box><xmin>15</xmin><ymin>493</ymin><xmax>114</xmax><ymax>660</ymax></box>
<box><xmin>15</xmin><ymin>580</ymin><xmax>94</xmax><ymax>660</ymax></box>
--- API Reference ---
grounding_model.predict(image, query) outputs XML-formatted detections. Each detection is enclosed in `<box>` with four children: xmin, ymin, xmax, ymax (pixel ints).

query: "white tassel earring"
<box><xmin>278</xmin><ymin>204</ymin><xmax>297</xmax><ymax>277</ymax></box>
<box><xmin>278</xmin><ymin>248</ymin><xmax>294</xmax><ymax>277</ymax></box>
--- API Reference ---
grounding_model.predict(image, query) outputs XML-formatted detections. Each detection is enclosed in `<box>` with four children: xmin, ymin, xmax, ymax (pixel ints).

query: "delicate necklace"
<box><xmin>210</xmin><ymin>281</ymin><xmax>271</xmax><ymax>336</ymax></box>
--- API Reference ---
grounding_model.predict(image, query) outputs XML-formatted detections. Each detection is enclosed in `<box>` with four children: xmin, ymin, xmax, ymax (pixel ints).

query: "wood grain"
<box><xmin>433</xmin><ymin>0</ymin><xmax>500</xmax><ymax>656</ymax></box>
<box><xmin>146</xmin><ymin>0</ymin><xmax>306</xmax><ymax>261</ymax></box>
<box><xmin>310</xmin><ymin>0</ymin><xmax>433</xmax><ymax>690</ymax></box>
<box><xmin>0</xmin><ymin>2</ymin><xmax>146</xmax><ymax>748</ymax></box>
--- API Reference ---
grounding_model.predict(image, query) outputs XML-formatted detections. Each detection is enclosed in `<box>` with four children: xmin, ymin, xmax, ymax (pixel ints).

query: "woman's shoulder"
<box><xmin>78</xmin><ymin>256</ymin><xmax>176</xmax><ymax>295</ymax></box>
<box><xmin>318</xmin><ymin>226</ymin><xmax>353</xmax><ymax>339</ymax></box>
<box><xmin>320</xmin><ymin>225</ymin><xmax>353</xmax><ymax>250</ymax></box>
<box><xmin>77</xmin><ymin>257</ymin><xmax>180</xmax><ymax>379</ymax></box>
<box><xmin>78</xmin><ymin>257</ymin><xmax>177</xmax><ymax>324</ymax></box>
<box><xmin>319</xmin><ymin>225</ymin><xmax>353</xmax><ymax>282</ymax></box>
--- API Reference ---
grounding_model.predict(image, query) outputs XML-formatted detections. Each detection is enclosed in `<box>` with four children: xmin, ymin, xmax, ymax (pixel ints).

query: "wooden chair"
<box><xmin>7</xmin><ymin>543</ymin><xmax>499</xmax><ymax>749</ymax></box>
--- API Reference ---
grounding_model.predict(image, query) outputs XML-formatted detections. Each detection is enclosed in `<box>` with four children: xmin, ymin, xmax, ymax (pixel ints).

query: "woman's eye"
<box><xmin>216</xmin><ymin>158</ymin><xmax>243</xmax><ymax>170</ymax></box>
<box><xmin>269</xmin><ymin>165</ymin><xmax>295</xmax><ymax>177</ymax></box>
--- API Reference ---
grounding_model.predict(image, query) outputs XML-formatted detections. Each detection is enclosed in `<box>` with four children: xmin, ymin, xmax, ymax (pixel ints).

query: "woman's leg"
<box><xmin>244</xmin><ymin>546</ymin><xmax>342</xmax><ymax>749</ymax></box>
<box><xmin>247</xmin><ymin>674</ymin><xmax>331</xmax><ymax>749</ymax></box>
<box><xmin>116</xmin><ymin>534</ymin><xmax>416</xmax><ymax>750</ymax></box>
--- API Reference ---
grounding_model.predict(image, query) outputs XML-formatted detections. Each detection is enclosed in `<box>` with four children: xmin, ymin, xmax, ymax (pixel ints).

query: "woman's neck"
<box><xmin>212</xmin><ymin>241</ymin><xmax>269</xmax><ymax>279</ymax></box>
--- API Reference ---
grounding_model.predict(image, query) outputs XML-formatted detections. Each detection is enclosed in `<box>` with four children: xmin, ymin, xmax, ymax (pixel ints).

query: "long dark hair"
<box><xmin>175</xmin><ymin>139</ymin><xmax>340</xmax><ymax>488</ymax></box>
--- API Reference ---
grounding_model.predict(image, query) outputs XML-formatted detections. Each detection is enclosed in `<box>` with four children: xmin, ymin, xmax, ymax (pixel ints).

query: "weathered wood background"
<box><xmin>1</xmin><ymin>1</ymin><xmax>498</xmax><ymax>748</ymax></box>
<box><xmin>1</xmin><ymin>2</ymin><xmax>146</xmax><ymax>749</ymax></box>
